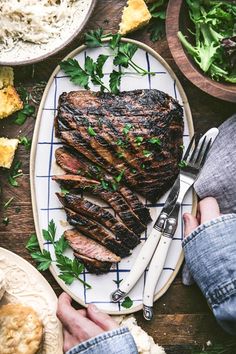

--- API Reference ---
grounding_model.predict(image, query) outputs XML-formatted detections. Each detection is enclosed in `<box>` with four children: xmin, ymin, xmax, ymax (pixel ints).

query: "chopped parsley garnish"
<box><xmin>179</xmin><ymin>160</ymin><xmax>188</xmax><ymax>168</ymax></box>
<box><xmin>148</xmin><ymin>137</ymin><xmax>161</xmax><ymax>146</ymax></box>
<box><xmin>8</xmin><ymin>161</ymin><xmax>23</xmax><ymax>187</ymax></box>
<box><xmin>143</xmin><ymin>150</ymin><xmax>153</xmax><ymax>158</ymax></box>
<box><xmin>3</xmin><ymin>197</ymin><xmax>14</xmax><ymax>209</ymax></box>
<box><xmin>123</xmin><ymin>123</ymin><xmax>132</xmax><ymax>135</ymax></box>
<box><xmin>121</xmin><ymin>296</ymin><xmax>133</xmax><ymax>309</ymax></box>
<box><xmin>115</xmin><ymin>169</ymin><xmax>125</xmax><ymax>183</ymax></box>
<box><xmin>2</xmin><ymin>217</ymin><xmax>9</xmax><ymax>226</ymax></box>
<box><xmin>19</xmin><ymin>136</ymin><xmax>32</xmax><ymax>150</ymax></box>
<box><xmin>135</xmin><ymin>136</ymin><xmax>144</xmax><ymax>146</ymax></box>
<box><xmin>87</xmin><ymin>126</ymin><xmax>97</xmax><ymax>136</ymax></box>
<box><xmin>14</xmin><ymin>87</ymin><xmax>35</xmax><ymax>125</ymax></box>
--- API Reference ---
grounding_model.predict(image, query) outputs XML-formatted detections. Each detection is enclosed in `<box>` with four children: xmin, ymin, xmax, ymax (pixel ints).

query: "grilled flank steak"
<box><xmin>54</xmin><ymin>89</ymin><xmax>183</xmax><ymax>273</ymax></box>
<box><xmin>55</xmin><ymin>89</ymin><xmax>183</xmax><ymax>201</ymax></box>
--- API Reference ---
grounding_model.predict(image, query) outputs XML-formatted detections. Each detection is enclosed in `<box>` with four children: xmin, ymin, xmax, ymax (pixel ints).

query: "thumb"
<box><xmin>183</xmin><ymin>213</ymin><xmax>199</xmax><ymax>238</ymax></box>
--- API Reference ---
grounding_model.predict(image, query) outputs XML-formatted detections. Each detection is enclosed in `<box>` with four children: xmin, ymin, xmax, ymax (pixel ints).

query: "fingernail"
<box><xmin>90</xmin><ymin>304</ymin><xmax>99</xmax><ymax>312</ymax></box>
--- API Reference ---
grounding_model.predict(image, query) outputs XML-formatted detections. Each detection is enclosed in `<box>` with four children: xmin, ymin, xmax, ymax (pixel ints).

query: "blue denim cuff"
<box><xmin>66</xmin><ymin>327</ymin><xmax>138</xmax><ymax>354</ymax></box>
<box><xmin>182</xmin><ymin>214</ymin><xmax>236</xmax><ymax>307</ymax></box>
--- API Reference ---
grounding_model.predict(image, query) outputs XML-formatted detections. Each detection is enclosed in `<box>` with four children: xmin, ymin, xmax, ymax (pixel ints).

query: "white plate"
<box><xmin>30</xmin><ymin>39</ymin><xmax>194</xmax><ymax>315</ymax></box>
<box><xmin>0</xmin><ymin>247</ymin><xmax>63</xmax><ymax>354</ymax></box>
<box><xmin>0</xmin><ymin>0</ymin><xmax>96</xmax><ymax>65</ymax></box>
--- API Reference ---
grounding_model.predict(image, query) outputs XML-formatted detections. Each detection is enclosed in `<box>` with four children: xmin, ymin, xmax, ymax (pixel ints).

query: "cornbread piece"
<box><xmin>0</xmin><ymin>66</ymin><xmax>14</xmax><ymax>89</ymax></box>
<box><xmin>119</xmin><ymin>0</ymin><xmax>152</xmax><ymax>35</ymax></box>
<box><xmin>0</xmin><ymin>85</ymin><xmax>23</xmax><ymax>119</ymax></box>
<box><xmin>0</xmin><ymin>137</ymin><xmax>19</xmax><ymax>169</ymax></box>
<box><xmin>0</xmin><ymin>303</ymin><xmax>43</xmax><ymax>354</ymax></box>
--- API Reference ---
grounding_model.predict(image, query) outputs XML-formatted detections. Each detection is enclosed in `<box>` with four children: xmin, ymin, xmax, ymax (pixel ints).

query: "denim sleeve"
<box><xmin>182</xmin><ymin>214</ymin><xmax>236</xmax><ymax>335</ymax></box>
<box><xmin>66</xmin><ymin>327</ymin><xmax>138</xmax><ymax>354</ymax></box>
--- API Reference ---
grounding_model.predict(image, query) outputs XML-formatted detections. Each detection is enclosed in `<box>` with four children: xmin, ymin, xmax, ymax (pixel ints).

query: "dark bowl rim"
<box><xmin>166</xmin><ymin>0</ymin><xmax>236</xmax><ymax>103</ymax></box>
<box><xmin>0</xmin><ymin>0</ymin><xmax>97</xmax><ymax>66</ymax></box>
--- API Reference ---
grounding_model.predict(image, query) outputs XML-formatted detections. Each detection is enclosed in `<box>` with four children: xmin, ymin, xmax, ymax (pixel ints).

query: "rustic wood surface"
<box><xmin>0</xmin><ymin>1</ymin><xmax>236</xmax><ymax>353</ymax></box>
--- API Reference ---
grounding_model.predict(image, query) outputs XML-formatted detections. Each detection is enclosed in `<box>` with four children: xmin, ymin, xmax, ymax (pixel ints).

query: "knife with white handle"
<box><xmin>142</xmin><ymin>127</ymin><xmax>219</xmax><ymax>320</ymax></box>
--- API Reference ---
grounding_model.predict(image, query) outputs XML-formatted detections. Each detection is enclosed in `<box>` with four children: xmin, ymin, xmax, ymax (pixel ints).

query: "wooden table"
<box><xmin>0</xmin><ymin>1</ymin><xmax>235</xmax><ymax>353</ymax></box>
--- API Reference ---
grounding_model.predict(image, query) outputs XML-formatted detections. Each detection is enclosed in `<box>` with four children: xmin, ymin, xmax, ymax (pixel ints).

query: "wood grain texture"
<box><xmin>166</xmin><ymin>0</ymin><xmax>236</xmax><ymax>103</ymax></box>
<box><xmin>0</xmin><ymin>0</ymin><xmax>236</xmax><ymax>353</ymax></box>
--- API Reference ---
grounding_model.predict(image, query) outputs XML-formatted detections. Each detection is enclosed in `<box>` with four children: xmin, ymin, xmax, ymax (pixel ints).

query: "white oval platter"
<box><xmin>30</xmin><ymin>39</ymin><xmax>194</xmax><ymax>315</ymax></box>
<box><xmin>0</xmin><ymin>247</ymin><xmax>63</xmax><ymax>354</ymax></box>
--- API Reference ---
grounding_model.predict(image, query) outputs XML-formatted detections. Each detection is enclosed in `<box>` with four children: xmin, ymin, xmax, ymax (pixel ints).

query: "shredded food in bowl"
<box><xmin>0</xmin><ymin>0</ymin><xmax>80</xmax><ymax>51</ymax></box>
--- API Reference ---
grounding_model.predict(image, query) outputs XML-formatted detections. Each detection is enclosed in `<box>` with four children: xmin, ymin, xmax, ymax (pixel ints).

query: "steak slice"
<box><xmin>53</xmin><ymin>174</ymin><xmax>146</xmax><ymax>235</ymax></box>
<box><xmin>55</xmin><ymin>146</ymin><xmax>152</xmax><ymax>225</ymax></box>
<box><xmin>64</xmin><ymin>229</ymin><xmax>120</xmax><ymax>274</ymax></box>
<box><xmin>55</xmin><ymin>89</ymin><xmax>183</xmax><ymax>201</ymax></box>
<box><xmin>57</xmin><ymin>193</ymin><xmax>140</xmax><ymax>249</ymax></box>
<box><xmin>65</xmin><ymin>208</ymin><xmax>130</xmax><ymax>258</ymax></box>
<box><xmin>74</xmin><ymin>253</ymin><xmax>112</xmax><ymax>274</ymax></box>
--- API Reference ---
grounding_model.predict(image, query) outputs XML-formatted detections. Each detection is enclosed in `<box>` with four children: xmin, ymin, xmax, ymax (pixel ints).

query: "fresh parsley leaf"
<box><xmin>58</xmin><ymin>272</ymin><xmax>76</xmax><ymax>285</ymax></box>
<box><xmin>109</xmin><ymin>33</ymin><xmax>121</xmax><ymax>50</ymax></box>
<box><xmin>19</xmin><ymin>136</ymin><xmax>32</xmax><ymax>150</ymax></box>
<box><xmin>14</xmin><ymin>104</ymin><xmax>35</xmax><ymax>125</ymax></box>
<box><xmin>123</xmin><ymin>123</ymin><xmax>132</xmax><ymax>135</ymax></box>
<box><xmin>3</xmin><ymin>197</ymin><xmax>14</xmax><ymax>209</ymax></box>
<box><xmin>121</xmin><ymin>296</ymin><xmax>133</xmax><ymax>309</ymax></box>
<box><xmin>31</xmin><ymin>250</ymin><xmax>52</xmax><ymax>271</ymax></box>
<box><xmin>2</xmin><ymin>217</ymin><xmax>9</xmax><ymax>226</ymax></box>
<box><xmin>26</xmin><ymin>233</ymin><xmax>40</xmax><ymax>252</ymax></box>
<box><xmin>115</xmin><ymin>169</ymin><xmax>125</xmax><ymax>183</ymax></box>
<box><xmin>84</xmin><ymin>29</ymin><xmax>104</xmax><ymax>48</ymax></box>
<box><xmin>109</xmin><ymin>70</ymin><xmax>122</xmax><ymax>94</ymax></box>
<box><xmin>54</xmin><ymin>235</ymin><xmax>68</xmax><ymax>255</ymax></box>
<box><xmin>88</xmin><ymin>126</ymin><xmax>97</xmax><ymax>136</ymax></box>
<box><xmin>8</xmin><ymin>161</ymin><xmax>23</xmax><ymax>187</ymax></box>
<box><xmin>60</xmin><ymin>187</ymin><xmax>70</xmax><ymax>196</ymax></box>
<box><xmin>60</xmin><ymin>59</ymin><xmax>90</xmax><ymax>89</ymax></box>
<box><xmin>131</xmin><ymin>168</ymin><xmax>137</xmax><ymax>174</ymax></box>
<box><xmin>179</xmin><ymin>160</ymin><xmax>188</xmax><ymax>168</ymax></box>
<box><xmin>101</xmin><ymin>179</ymin><xmax>109</xmax><ymax>190</ymax></box>
<box><xmin>147</xmin><ymin>0</ymin><xmax>168</xmax><ymax>42</ymax></box>
<box><xmin>143</xmin><ymin>150</ymin><xmax>153</xmax><ymax>158</ymax></box>
<box><xmin>42</xmin><ymin>219</ymin><xmax>56</xmax><ymax>243</ymax></box>
<box><xmin>114</xmin><ymin>42</ymin><xmax>138</xmax><ymax>68</ymax></box>
<box><xmin>148</xmin><ymin>137</ymin><xmax>161</xmax><ymax>145</ymax></box>
<box><xmin>96</xmin><ymin>54</ymin><xmax>109</xmax><ymax>78</ymax></box>
<box><xmin>85</xmin><ymin>56</ymin><xmax>95</xmax><ymax>75</ymax></box>
<box><xmin>135</xmin><ymin>136</ymin><xmax>144</xmax><ymax>146</ymax></box>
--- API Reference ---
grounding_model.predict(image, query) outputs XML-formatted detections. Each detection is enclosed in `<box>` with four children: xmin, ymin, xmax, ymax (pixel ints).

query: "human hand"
<box><xmin>183</xmin><ymin>197</ymin><xmax>220</xmax><ymax>237</ymax></box>
<box><xmin>57</xmin><ymin>292</ymin><xmax>118</xmax><ymax>353</ymax></box>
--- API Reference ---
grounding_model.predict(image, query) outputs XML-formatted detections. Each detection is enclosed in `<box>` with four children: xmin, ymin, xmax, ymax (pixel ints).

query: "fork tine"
<box><xmin>183</xmin><ymin>134</ymin><xmax>196</xmax><ymax>161</ymax></box>
<box><xmin>199</xmin><ymin>138</ymin><xmax>212</xmax><ymax>167</ymax></box>
<box><xmin>195</xmin><ymin>136</ymin><xmax>207</xmax><ymax>163</ymax></box>
<box><xmin>187</xmin><ymin>136</ymin><xmax>199</xmax><ymax>164</ymax></box>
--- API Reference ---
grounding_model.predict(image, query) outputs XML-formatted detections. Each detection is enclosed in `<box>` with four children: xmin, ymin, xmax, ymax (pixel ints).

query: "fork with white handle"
<box><xmin>142</xmin><ymin>127</ymin><xmax>219</xmax><ymax>320</ymax></box>
<box><xmin>111</xmin><ymin>128</ymin><xmax>219</xmax><ymax>309</ymax></box>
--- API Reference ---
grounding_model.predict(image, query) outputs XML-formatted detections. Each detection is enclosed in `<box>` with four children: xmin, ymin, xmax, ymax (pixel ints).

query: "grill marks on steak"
<box><xmin>64</xmin><ymin>229</ymin><xmax>120</xmax><ymax>274</ymax></box>
<box><xmin>55</xmin><ymin>146</ymin><xmax>151</xmax><ymax>225</ymax></box>
<box><xmin>56</xmin><ymin>89</ymin><xmax>183</xmax><ymax>201</ymax></box>
<box><xmin>57</xmin><ymin>193</ymin><xmax>140</xmax><ymax>249</ymax></box>
<box><xmin>53</xmin><ymin>174</ymin><xmax>146</xmax><ymax>235</ymax></box>
<box><xmin>65</xmin><ymin>208</ymin><xmax>131</xmax><ymax>258</ymax></box>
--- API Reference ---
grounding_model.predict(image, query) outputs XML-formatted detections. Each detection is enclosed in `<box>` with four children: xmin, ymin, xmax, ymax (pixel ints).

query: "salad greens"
<box><xmin>178</xmin><ymin>0</ymin><xmax>236</xmax><ymax>83</ymax></box>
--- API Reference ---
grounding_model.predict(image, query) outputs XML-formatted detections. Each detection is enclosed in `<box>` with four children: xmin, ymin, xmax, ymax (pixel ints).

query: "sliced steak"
<box><xmin>55</xmin><ymin>146</ymin><xmax>151</xmax><ymax>225</ymax></box>
<box><xmin>73</xmin><ymin>253</ymin><xmax>112</xmax><ymax>274</ymax></box>
<box><xmin>55</xmin><ymin>89</ymin><xmax>183</xmax><ymax>201</ymax></box>
<box><xmin>53</xmin><ymin>174</ymin><xmax>146</xmax><ymax>235</ymax></box>
<box><xmin>64</xmin><ymin>229</ymin><xmax>120</xmax><ymax>274</ymax></box>
<box><xmin>57</xmin><ymin>193</ymin><xmax>140</xmax><ymax>249</ymax></box>
<box><xmin>65</xmin><ymin>208</ymin><xmax>130</xmax><ymax>258</ymax></box>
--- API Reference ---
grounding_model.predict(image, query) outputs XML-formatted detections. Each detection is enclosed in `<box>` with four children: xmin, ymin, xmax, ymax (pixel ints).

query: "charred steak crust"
<box><xmin>55</xmin><ymin>89</ymin><xmax>183</xmax><ymax>201</ymax></box>
<box><xmin>54</xmin><ymin>146</ymin><xmax>151</xmax><ymax>224</ymax></box>
<box><xmin>65</xmin><ymin>208</ymin><xmax>131</xmax><ymax>258</ymax></box>
<box><xmin>53</xmin><ymin>174</ymin><xmax>146</xmax><ymax>235</ymax></box>
<box><xmin>57</xmin><ymin>193</ymin><xmax>140</xmax><ymax>249</ymax></box>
